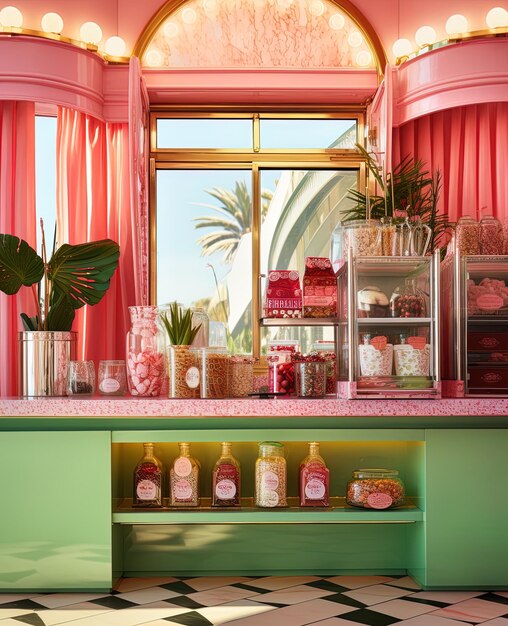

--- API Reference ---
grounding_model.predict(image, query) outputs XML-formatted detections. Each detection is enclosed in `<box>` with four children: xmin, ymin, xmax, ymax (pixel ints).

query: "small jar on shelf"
<box><xmin>228</xmin><ymin>355</ymin><xmax>255</xmax><ymax>397</ymax></box>
<box><xmin>169</xmin><ymin>442</ymin><xmax>200</xmax><ymax>507</ymax></box>
<box><xmin>299</xmin><ymin>442</ymin><xmax>329</xmax><ymax>507</ymax></box>
<box><xmin>255</xmin><ymin>441</ymin><xmax>287</xmax><ymax>508</ymax></box>
<box><xmin>389</xmin><ymin>279</ymin><xmax>426</xmax><ymax>318</ymax></box>
<box><xmin>133</xmin><ymin>443</ymin><xmax>163</xmax><ymax>508</ymax></box>
<box><xmin>310</xmin><ymin>341</ymin><xmax>337</xmax><ymax>395</ymax></box>
<box><xmin>293</xmin><ymin>355</ymin><xmax>327</xmax><ymax>398</ymax></box>
<box><xmin>268</xmin><ymin>340</ymin><xmax>299</xmax><ymax>395</ymax></box>
<box><xmin>212</xmin><ymin>442</ymin><xmax>241</xmax><ymax>507</ymax></box>
<box><xmin>346</xmin><ymin>468</ymin><xmax>405</xmax><ymax>509</ymax></box>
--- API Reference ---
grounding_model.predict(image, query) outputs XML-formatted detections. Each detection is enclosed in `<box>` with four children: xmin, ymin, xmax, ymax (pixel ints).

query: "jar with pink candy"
<box><xmin>126</xmin><ymin>306</ymin><xmax>165</xmax><ymax>397</ymax></box>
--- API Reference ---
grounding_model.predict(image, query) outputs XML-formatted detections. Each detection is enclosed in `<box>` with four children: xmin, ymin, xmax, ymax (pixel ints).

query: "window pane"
<box><xmin>156</xmin><ymin>119</ymin><xmax>252</xmax><ymax>149</ymax></box>
<box><xmin>260</xmin><ymin>119</ymin><xmax>356</xmax><ymax>149</ymax></box>
<box><xmin>156</xmin><ymin>169</ymin><xmax>253</xmax><ymax>352</ymax></box>
<box><xmin>260</xmin><ymin>168</ymin><xmax>357</xmax><ymax>353</ymax></box>
<box><xmin>35</xmin><ymin>116</ymin><xmax>57</xmax><ymax>253</ymax></box>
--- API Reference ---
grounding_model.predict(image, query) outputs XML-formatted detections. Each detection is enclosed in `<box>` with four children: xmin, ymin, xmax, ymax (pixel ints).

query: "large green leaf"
<box><xmin>0</xmin><ymin>234</ymin><xmax>44</xmax><ymax>295</ymax></box>
<box><xmin>46</xmin><ymin>294</ymin><xmax>76</xmax><ymax>331</ymax></box>
<box><xmin>47</xmin><ymin>239</ymin><xmax>120</xmax><ymax>310</ymax></box>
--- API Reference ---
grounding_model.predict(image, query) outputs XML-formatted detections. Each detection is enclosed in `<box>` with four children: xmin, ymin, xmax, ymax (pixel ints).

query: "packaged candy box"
<box><xmin>263</xmin><ymin>270</ymin><xmax>302</xmax><ymax>318</ymax></box>
<box><xmin>303</xmin><ymin>257</ymin><xmax>338</xmax><ymax>318</ymax></box>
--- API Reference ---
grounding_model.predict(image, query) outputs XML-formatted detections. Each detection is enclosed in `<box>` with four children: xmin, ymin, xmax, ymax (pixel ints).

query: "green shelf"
<box><xmin>113</xmin><ymin>497</ymin><xmax>423</xmax><ymax>524</ymax></box>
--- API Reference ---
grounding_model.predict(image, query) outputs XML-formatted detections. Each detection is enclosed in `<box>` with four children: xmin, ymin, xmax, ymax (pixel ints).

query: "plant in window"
<box><xmin>0</xmin><ymin>221</ymin><xmax>120</xmax><ymax>331</ymax></box>
<box><xmin>343</xmin><ymin>145</ymin><xmax>449</xmax><ymax>253</ymax></box>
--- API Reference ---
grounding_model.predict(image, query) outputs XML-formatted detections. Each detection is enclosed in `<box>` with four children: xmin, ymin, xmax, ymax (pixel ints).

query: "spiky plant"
<box><xmin>160</xmin><ymin>301</ymin><xmax>202</xmax><ymax>345</ymax></box>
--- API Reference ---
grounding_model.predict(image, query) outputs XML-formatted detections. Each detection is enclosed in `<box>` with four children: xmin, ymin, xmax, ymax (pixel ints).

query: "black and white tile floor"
<box><xmin>1</xmin><ymin>576</ymin><xmax>508</xmax><ymax>626</ymax></box>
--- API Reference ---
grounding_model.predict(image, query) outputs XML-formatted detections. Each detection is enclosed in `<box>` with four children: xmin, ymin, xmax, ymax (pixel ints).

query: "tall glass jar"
<box><xmin>191</xmin><ymin>307</ymin><xmax>210</xmax><ymax>347</ymax></box>
<box><xmin>169</xmin><ymin>345</ymin><xmax>200</xmax><ymax>399</ymax></box>
<box><xmin>255</xmin><ymin>441</ymin><xmax>287</xmax><ymax>508</ymax></box>
<box><xmin>456</xmin><ymin>216</ymin><xmax>480</xmax><ymax>255</ymax></box>
<box><xmin>193</xmin><ymin>347</ymin><xmax>229</xmax><ymax>398</ymax></box>
<box><xmin>126</xmin><ymin>306</ymin><xmax>165</xmax><ymax>397</ymax></box>
<box><xmin>169</xmin><ymin>442</ymin><xmax>200</xmax><ymax>507</ymax></box>
<box><xmin>479</xmin><ymin>215</ymin><xmax>503</xmax><ymax>255</ymax></box>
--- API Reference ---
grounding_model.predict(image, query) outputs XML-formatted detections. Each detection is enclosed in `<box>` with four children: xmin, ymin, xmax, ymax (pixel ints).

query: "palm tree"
<box><xmin>193</xmin><ymin>181</ymin><xmax>273</xmax><ymax>264</ymax></box>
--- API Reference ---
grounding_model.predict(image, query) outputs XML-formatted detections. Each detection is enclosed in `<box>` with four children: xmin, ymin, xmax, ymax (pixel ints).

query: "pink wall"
<box><xmin>5</xmin><ymin>0</ymin><xmax>507</xmax><ymax>63</ymax></box>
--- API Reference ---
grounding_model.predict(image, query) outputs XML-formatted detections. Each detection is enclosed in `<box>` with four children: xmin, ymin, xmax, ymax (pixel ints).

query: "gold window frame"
<box><xmin>150</xmin><ymin>108</ymin><xmax>367</xmax><ymax>363</ymax></box>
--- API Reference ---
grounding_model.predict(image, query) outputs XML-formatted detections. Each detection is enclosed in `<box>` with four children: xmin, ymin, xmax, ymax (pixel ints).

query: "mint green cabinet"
<box><xmin>0</xmin><ymin>431</ymin><xmax>111</xmax><ymax>591</ymax></box>
<box><xmin>424</xmin><ymin>429</ymin><xmax>508</xmax><ymax>588</ymax></box>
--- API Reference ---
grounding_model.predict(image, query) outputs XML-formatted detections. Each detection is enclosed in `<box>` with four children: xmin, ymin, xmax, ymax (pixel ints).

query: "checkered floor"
<box><xmin>1</xmin><ymin>576</ymin><xmax>508</xmax><ymax>626</ymax></box>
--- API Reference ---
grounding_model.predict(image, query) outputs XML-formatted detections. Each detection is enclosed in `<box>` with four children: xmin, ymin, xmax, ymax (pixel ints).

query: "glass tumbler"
<box><xmin>98</xmin><ymin>360</ymin><xmax>127</xmax><ymax>395</ymax></box>
<box><xmin>68</xmin><ymin>360</ymin><xmax>95</xmax><ymax>395</ymax></box>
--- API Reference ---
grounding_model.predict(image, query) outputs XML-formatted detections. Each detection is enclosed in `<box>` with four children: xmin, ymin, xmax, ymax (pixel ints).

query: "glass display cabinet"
<box><xmin>337</xmin><ymin>251</ymin><xmax>441</xmax><ymax>399</ymax></box>
<box><xmin>441</xmin><ymin>252</ymin><xmax>508</xmax><ymax>397</ymax></box>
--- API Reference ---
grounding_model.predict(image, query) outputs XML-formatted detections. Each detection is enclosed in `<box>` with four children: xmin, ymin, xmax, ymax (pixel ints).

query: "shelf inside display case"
<box><xmin>357</xmin><ymin>317</ymin><xmax>432</xmax><ymax>326</ymax></box>
<box><xmin>113</xmin><ymin>496</ymin><xmax>423</xmax><ymax>524</ymax></box>
<box><xmin>260</xmin><ymin>317</ymin><xmax>340</xmax><ymax>327</ymax></box>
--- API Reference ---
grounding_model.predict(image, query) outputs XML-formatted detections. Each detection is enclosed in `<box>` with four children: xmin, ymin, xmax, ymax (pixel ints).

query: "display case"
<box><xmin>441</xmin><ymin>252</ymin><xmax>508</xmax><ymax>397</ymax></box>
<box><xmin>337</xmin><ymin>251</ymin><xmax>441</xmax><ymax>398</ymax></box>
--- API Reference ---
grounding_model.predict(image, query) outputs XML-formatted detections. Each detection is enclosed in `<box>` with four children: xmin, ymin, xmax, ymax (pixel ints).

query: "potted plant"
<box><xmin>160</xmin><ymin>301</ymin><xmax>202</xmax><ymax>398</ymax></box>
<box><xmin>0</xmin><ymin>225</ymin><xmax>120</xmax><ymax>396</ymax></box>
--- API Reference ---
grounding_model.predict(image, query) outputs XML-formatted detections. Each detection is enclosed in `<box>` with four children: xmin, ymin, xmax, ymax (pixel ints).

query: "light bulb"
<box><xmin>415</xmin><ymin>25</ymin><xmax>437</xmax><ymax>47</ymax></box>
<box><xmin>445</xmin><ymin>14</ymin><xmax>468</xmax><ymax>35</ymax></box>
<box><xmin>309</xmin><ymin>0</ymin><xmax>324</xmax><ymax>17</ymax></box>
<box><xmin>105</xmin><ymin>36</ymin><xmax>126</xmax><ymax>56</ymax></box>
<box><xmin>329</xmin><ymin>13</ymin><xmax>345</xmax><ymax>30</ymax></box>
<box><xmin>486</xmin><ymin>7</ymin><xmax>508</xmax><ymax>28</ymax></box>
<box><xmin>355</xmin><ymin>50</ymin><xmax>372</xmax><ymax>67</ymax></box>
<box><xmin>163</xmin><ymin>21</ymin><xmax>179</xmax><ymax>38</ymax></box>
<box><xmin>79</xmin><ymin>21</ymin><xmax>103</xmax><ymax>45</ymax></box>
<box><xmin>145</xmin><ymin>48</ymin><xmax>163</xmax><ymax>67</ymax></box>
<box><xmin>392</xmin><ymin>38</ymin><xmax>412</xmax><ymax>58</ymax></box>
<box><xmin>182</xmin><ymin>8</ymin><xmax>197</xmax><ymax>24</ymax></box>
<box><xmin>41</xmin><ymin>12</ymin><xmax>63</xmax><ymax>33</ymax></box>
<box><xmin>0</xmin><ymin>5</ymin><xmax>23</xmax><ymax>27</ymax></box>
<box><xmin>348</xmin><ymin>29</ymin><xmax>363</xmax><ymax>47</ymax></box>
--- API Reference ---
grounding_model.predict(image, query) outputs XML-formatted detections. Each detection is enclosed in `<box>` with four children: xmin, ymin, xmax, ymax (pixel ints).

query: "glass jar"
<box><xmin>212</xmin><ymin>442</ymin><xmax>241</xmax><ymax>507</ymax></box>
<box><xmin>357</xmin><ymin>286</ymin><xmax>389</xmax><ymax>318</ymax></box>
<box><xmin>358</xmin><ymin>334</ymin><xmax>393</xmax><ymax>376</ymax></box>
<box><xmin>456</xmin><ymin>216</ymin><xmax>480</xmax><ymax>255</ymax></box>
<box><xmin>389</xmin><ymin>279</ymin><xmax>426</xmax><ymax>318</ymax></box>
<box><xmin>310</xmin><ymin>341</ymin><xmax>337</xmax><ymax>395</ymax></box>
<box><xmin>169</xmin><ymin>345</ymin><xmax>200</xmax><ymax>399</ymax></box>
<box><xmin>299</xmin><ymin>442</ymin><xmax>329</xmax><ymax>507</ymax></box>
<box><xmin>293</xmin><ymin>357</ymin><xmax>327</xmax><ymax>398</ymax></box>
<box><xmin>268</xmin><ymin>340</ymin><xmax>299</xmax><ymax>395</ymax></box>
<box><xmin>126</xmin><ymin>306</ymin><xmax>165</xmax><ymax>397</ymax></box>
<box><xmin>228</xmin><ymin>354</ymin><xmax>255</xmax><ymax>397</ymax></box>
<box><xmin>346</xmin><ymin>468</ymin><xmax>405</xmax><ymax>509</ymax></box>
<box><xmin>191</xmin><ymin>307</ymin><xmax>209</xmax><ymax>347</ymax></box>
<box><xmin>194</xmin><ymin>347</ymin><xmax>229</xmax><ymax>398</ymax></box>
<box><xmin>133</xmin><ymin>442</ymin><xmax>163</xmax><ymax>508</ymax></box>
<box><xmin>169</xmin><ymin>442</ymin><xmax>200</xmax><ymax>507</ymax></box>
<box><xmin>255</xmin><ymin>441</ymin><xmax>287</xmax><ymax>508</ymax></box>
<box><xmin>479</xmin><ymin>215</ymin><xmax>503</xmax><ymax>255</ymax></box>
<box><xmin>98</xmin><ymin>360</ymin><xmax>127</xmax><ymax>395</ymax></box>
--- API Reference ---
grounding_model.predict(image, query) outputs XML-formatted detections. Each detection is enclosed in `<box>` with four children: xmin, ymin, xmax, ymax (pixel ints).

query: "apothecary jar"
<box><xmin>126</xmin><ymin>306</ymin><xmax>165</xmax><ymax>397</ymax></box>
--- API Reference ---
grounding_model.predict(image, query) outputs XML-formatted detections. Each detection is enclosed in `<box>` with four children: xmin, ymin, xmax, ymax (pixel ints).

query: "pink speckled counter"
<box><xmin>2</xmin><ymin>397</ymin><xmax>508</xmax><ymax>417</ymax></box>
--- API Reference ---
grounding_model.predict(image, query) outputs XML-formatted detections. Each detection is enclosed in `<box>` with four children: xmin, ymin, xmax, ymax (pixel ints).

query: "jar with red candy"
<box><xmin>389</xmin><ymin>279</ymin><xmax>426</xmax><ymax>318</ymax></box>
<box><xmin>126</xmin><ymin>305</ymin><xmax>165</xmax><ymax>396</ymax></box>
<box><xmin>268</xmin><ymin>340</ymin><xmax>299</xmax><ymax>396</ymax></box>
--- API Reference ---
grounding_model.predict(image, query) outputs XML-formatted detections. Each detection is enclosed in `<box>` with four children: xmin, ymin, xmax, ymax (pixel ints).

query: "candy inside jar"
<box><xmin>390</xmin><ymin>279</ymin><xmax>426</xmax><ymax>318</ymax></box>
<box><xmin>292</xmin><ymin>354</ymin><xmax>327</xmax><ymax>398</ymax></box>
<box><xmin>268</xmin><ymin>340</ymin><xmax>299</xmax><ymax>395</ymax></box>
<box><xmin>346</xmin><ymin>468</ymin><xmax>405</xmax><ymax>509</ymax></box>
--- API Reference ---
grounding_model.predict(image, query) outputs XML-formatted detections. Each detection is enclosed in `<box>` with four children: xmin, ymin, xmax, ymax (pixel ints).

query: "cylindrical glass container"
<box><xmin>228</xmin><ymin>355</ymin><xmax>255</xmax><ymax>397</ymax></box>
<box><xmin>358</xmin><ymin>334</ymin><xmax>394</xmax><ymax>376</ymax></box>
<box><xmin>126</xmin><ymin>306</ymin><xmax>165</xmax><ymax>397</ymax></box>
<box><xmin>268</xmin><ymin>340</ymin><xmax>299</xmax><ymax>395</ymax></box>
<box><xmin>479</xmin><ymin>215</ymin><xmax>503</xmax><ymax>255</ymax></box>
<box><xmin>456</xmin><ymin>216</ymin><xmax>480</xmax><ymax>255</ymax></box>
<box><xmin>98</xmin><ymin>360</ymin><xmax>127</xmax><ymax>395</ymax></box>
<box><xmin>294</xmin><ymin>357</ymin><xmax>327</xmax><ymax>398</ymax></box>
<box><xmin>191</xmin><ymin>307</ymin><xmax>209</xmax><ymax>348</ymax></box>
<box><xmin>342</xmin><ymin>220</ymin><xmax>382</xmax><ymax>257</ymax></box>
<box><xmin>168</xmin><ymin>345</ymin><xmax>200</xmax><ymax>399</ymax></box>
<box><xmin>68</xmin><ymin>360</ymin><xmax>95</xmax><ymax>395</ymax></box>
<box><xmin>310</xmin><ymin>341</ymin><xmax>337</xmax><ymax>395</ymax></box>
<box><xmin>389</xmin><ymin>279</ymin><xmax>426</xmax><ymax>318</ymax></box>
<box><xmin>194</xmin><ymin>347</ymin><xmax>229</xmax><ymax>398</ymax></box>
<box><xmin>346</xmin><ymin>468</ymin><xmax>405</xmax><ymax>509</ymax></box>
<box><xmin>255</xmin><ymin>441</ymin><xmax>287</xmax><ymax>508</ymax></box>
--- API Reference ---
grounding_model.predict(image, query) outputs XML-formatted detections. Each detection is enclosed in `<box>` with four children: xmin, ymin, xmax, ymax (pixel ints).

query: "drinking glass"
<box><xmin>68</xmin><ymin>360</ymin><xmax>95</xmax><ymax>395</ymax></box>
<box><xmin>98</xmin><ymin>360</ymin><xmax>127</xmax><ymax>395</ymax></box>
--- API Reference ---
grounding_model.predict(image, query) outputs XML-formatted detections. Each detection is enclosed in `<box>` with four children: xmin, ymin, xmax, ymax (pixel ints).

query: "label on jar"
<box><xmin>185</xmin><ymin>367</ymin><xmax>200</xmax><ymax>389</ymax></box>
<box><xmin>366</xmin><ymin>492</ymin><xmax>393</xmax><ymax>509</ymax></box>
<box><xmin>174</xmin><ymin>457</ymin><xmax>192</xmax><ymax>477</ymax></box>
<box><xmin>99</xmin><ymin>377</ymin><xmax>120</xmax><ymax>393</ymax></box>
<box><xmin>305</xmin><ymin>478</ymin><xmax>326</xmax><ymax>500</ymax></box>
<box><xmin>215</xmin><ymin>479</ymin><xmax>236</xmax><ymax>500</ymax></box>
<box><xmin>136</xmin><ymin>479</ymin><xmax>158</xmax><ymax>500</ymax></box>
<box><xmin>261</xmin><ymin>470</ymin><xmax>279</xmax><ymax>490</ymax></box>
<box><xmin>264</xmin><ymin>489</ymin><xmax>279</xmax><ymax>507</ymax></box>
<box><xmin>173</xmin><ymin>479</ymin><xmax>192</xmax><ymax>500</ymax></box>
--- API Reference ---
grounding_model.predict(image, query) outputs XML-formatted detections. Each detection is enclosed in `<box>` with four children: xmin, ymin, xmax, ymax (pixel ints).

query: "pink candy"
<box><xmin>127</xmin><ymin>349</ymin><xmax>164</xmax><ymax>397</ymax></box>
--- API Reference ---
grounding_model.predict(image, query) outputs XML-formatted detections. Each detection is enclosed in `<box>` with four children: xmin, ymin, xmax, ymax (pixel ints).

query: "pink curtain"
<box><xmin>56</xmin><ymin>107</ymin><xmax>136</xmax><ymax>364</ymax></box>
<box><xmin>0</xmin><ymin>102</ymin><xmax>36</xmax><ymax>397</ymax></box>
<box><xmin>393</xmin><ymin>102</ymin><xmax>508</xmax><ymax>224</ymax></box>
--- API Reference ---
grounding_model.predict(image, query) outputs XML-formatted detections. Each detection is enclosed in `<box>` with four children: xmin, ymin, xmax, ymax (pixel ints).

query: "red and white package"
<box><xmin>264</xmin><ymin>270</ymin><xmax>302</xmax><ymax>318</ymax></box>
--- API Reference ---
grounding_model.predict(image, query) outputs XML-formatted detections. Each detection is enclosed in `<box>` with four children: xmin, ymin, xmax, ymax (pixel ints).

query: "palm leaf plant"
<box><xmin>343</xmin><ymin>144</ymin><xmax>449</xmax><ymax>253</ymax></box>
<box><xmin>0</xmin><ymin>221</ymin><xmax>120</xmax><ymax>331</ymax></box>
<box><xmin>160</xmin><ymin>301</ymin><xmax>202</xmax><ymax>345</ymax></box>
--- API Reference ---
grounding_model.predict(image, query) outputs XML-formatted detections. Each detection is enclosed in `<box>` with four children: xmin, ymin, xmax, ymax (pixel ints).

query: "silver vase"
<box><xmin>18</xmin><ymin>331</ymin><xmax>77</xmax><ymax>397</ymax></box>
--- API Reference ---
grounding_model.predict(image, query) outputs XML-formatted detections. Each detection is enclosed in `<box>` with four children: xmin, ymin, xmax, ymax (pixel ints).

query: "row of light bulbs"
<box><xmin>392</xmin><ymin>7</ymin><xmax>508</xmax><ymax>60</ymax></box>
<box><xmin>0</xmin><ymin>5</ymin><xmax>127</xmax><ymax>57</ymax></box>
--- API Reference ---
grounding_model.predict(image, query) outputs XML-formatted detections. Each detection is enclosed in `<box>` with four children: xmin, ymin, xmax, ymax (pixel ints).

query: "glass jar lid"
<box><xmin>259</xmin><ymin>441</ymin><xmax>284</xmax><ymax>456</ymax></box>
<box><xmin>352</xmin><ymin>468</ymin><xmax>399</xmax><ymax>479</ymax></box>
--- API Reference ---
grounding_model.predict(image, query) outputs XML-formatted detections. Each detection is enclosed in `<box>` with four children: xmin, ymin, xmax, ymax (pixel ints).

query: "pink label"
<box><xmin>304</xmin><ymin>295</ymin><xmax>336</xmax><ymax>306</ymax></box>
<box><xmin>99</xmin><ymin>377</ymin><xmax>120</xmax><ymax>393</ymax></box>
<box><xmin>185</xmin><ymin>367</ymin><xmax>200</xmax><ymax>389</ymax></box>
<box><xmin>477</xmin><ymin>294</ymin><xmax>504</xmax><ymax>311</ymax></box>
<box><xmin>174</xmin><ymin>457</ymin><xmax>192</xmax><ymax>477</ymax></box>
<box><xmin>261</xmin><ymin>470</ymin><xmax>279</xmax><ymax>490</ymax></box>
<box><xmin>136</xmin><ymin>479</ymin><xmax>157</xmax><ymax>500</ymax></box>
<box><xmin>215</xmin><ymin>479</ymin><xmax>237</xmax><ymax>500</ymax></box>
<box><xmin>366</xmin><ymin>492</ymin><xmax>393</xmax><ymax>509</ymax></box>
<box><xmin>173</xmin><ymin>479</ymin><xmax>192</xmax><ymax>500</ymax></box>
<box><xmin>479</xmin><ymin>337</ymin><xmax>499</xmax><ymax>348</ymax></box>
<box><xmin>304</xmin><ymin>478</ymin><xmax>326</xmax><ymax>500</ymax></box>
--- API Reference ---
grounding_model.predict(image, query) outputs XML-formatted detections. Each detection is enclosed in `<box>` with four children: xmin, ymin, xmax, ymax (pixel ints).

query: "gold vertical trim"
<box><xmin>253</xmin><ymin>114</ymin><xmax>260</xmax><ymax>153</ymax></box>
<box><xmin>252</xmin><ymin>163</ymin><xmax>261</xmax><ymax>361</ymax></box>
<box><xmin>149</xmin><ymin>157</ymin><xmax>157</xmax><ymax>305</ymax></box>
